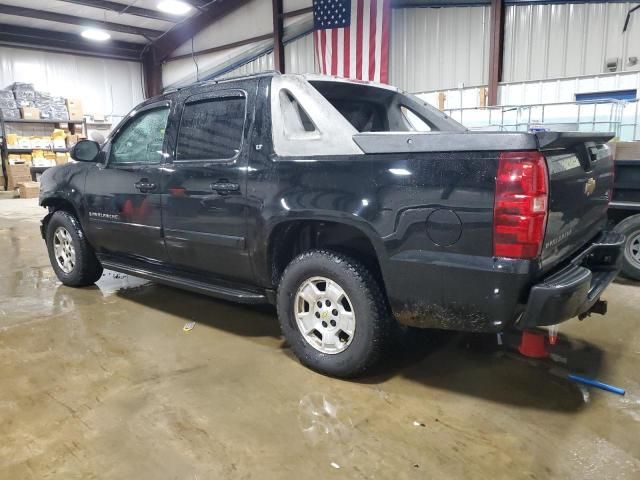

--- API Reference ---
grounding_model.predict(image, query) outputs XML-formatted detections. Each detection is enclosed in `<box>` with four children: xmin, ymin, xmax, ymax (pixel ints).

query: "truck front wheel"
<box><xmin>46</xmin><ymin>211</ymin><xmax>103</xmax><ymax>287</ymax></box>
<box><xmin>277</xmin><ymin>250</ymin><xmax>392</xmax><ymax>378</ymax></box>
<box><xmin>614</xmin><ymin>214</ymin><xmax>640</xmax><ymax>281</ymax></box>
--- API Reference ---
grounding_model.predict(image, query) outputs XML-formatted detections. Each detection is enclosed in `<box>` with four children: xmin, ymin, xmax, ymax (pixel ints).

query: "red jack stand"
<box><xmin>518</xmin><ymin>330</ymin><xmax>549</xmax><ymax>358</ymax></box>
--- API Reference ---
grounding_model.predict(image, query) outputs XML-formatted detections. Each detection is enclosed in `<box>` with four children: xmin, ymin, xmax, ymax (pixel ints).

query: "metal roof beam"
<box><xmin>151</xmin><ymin>0</ymin><xmax>251</xmax><ymax>62</ymax></box>
<box><xmin>0</xmin><ymin>23</ymin><xmax>144</xmax><ymax>60</ymax></box>
<box><xmin>0</xmin><ymin>4</ymin><xmax>164</xmax><ymax>39</ymax></box>
<box><xmin>56</xmin><ymin>0</ymin><xmax>179</xmax><ymax>22</ymax></box>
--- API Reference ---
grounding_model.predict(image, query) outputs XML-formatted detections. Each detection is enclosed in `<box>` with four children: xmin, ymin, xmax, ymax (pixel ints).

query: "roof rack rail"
<box><xmin>165</xmin><ymin>70</ymin><xmax>282</xmax><ymax>93</ymax></box>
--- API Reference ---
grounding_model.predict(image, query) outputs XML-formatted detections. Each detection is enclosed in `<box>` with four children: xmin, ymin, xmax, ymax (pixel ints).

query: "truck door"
<box><xmin>84</xmin><ymin>102</ymin><xmax>170</xmax><ymax>262</ymax></box>
<box><xmin>161</xmin><ymin>88</ymin><xmax>253</xmax><ymax>283</ymax></box>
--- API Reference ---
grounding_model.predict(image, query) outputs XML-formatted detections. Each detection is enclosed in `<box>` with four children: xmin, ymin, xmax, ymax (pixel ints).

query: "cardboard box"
<box><xmin>6</xmin><ymin>133</ymin><xmax>18</xmax><ymax>147</ymax></box>
<box><xmin>31</xmin><ymin>137</ymin><xmax>51</xmax><ymax>149</ymax></box>
<box><xmin>20</xmin><ymin>107</ymin><xmax>40</xmax><ymax>119</ymax></box>
<box><xmin>66</xmin><ymin>98</ymin><xmax>83</xmax><ymax>120</ymax></box>
<box><xmin>614</xmin><ymin>141</ymin><xmax>640</xmax><ymax>161</ymax></box>
<box><xmin>17</xmin><ymin>181</ymin><xmax>39</xmax><ymax>199</ymax></box>
<box><xmin>18</xmin><ymin>136</ymin><xmax>31</xmax><ymax>149</ymax></box>
<box><xmin>68</xmin><ymin>108</ymin><xmax>84</xmax><ymax>120</ymax></box>
<box><xmin>66</xmin><ymin>134</ymin><xmax>79</xmax><ymax>148</ymax></box>
<box><xmin>7</xmin><ymin>163</ymin><xmax>32</xmax><ymax>191</ymax></box>
<box><xmin>20</xmin><ymin>154</ymin><xmax>32</xmax><ymax>165</ymax></box>
<box><xmin>66</xmin><ymin>98</ymin><xmax>82</xmax><ymax>110</ymax></box>
<box><xmin>55</xmin><ymin>153</ymin><xmax>68</xmax><ymax>165</ymax></box>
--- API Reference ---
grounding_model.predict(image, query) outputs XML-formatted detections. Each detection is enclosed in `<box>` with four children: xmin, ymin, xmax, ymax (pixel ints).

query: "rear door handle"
<box><xmin>134</xmin><ymin>179</ymin><xmax>157</xmax><ymax>193</ymax></box>
<box><xmin>210</xmin><ymin>181</ymin><xmax>239</xmax><ymax>194</ymax></box>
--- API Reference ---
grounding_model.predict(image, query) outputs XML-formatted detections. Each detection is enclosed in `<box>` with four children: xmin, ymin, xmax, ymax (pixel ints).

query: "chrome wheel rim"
<box><xmin>294</xmin><ymin>276</ymin><xmax>356</xmax><ymax>354</ymax></box>
<box><xmin>626</xmin><ymin>232</ymin><xmax>640</xmax><ymax>268</ymax></box>
<box><xmin>53</xmin><ymin>226</ymin><xmax>76</xmax><ymax>274</ymax></box>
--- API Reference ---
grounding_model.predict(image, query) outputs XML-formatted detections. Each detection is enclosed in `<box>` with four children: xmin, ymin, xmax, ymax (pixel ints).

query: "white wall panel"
<box><xmin>284</xmin><ymin>0</ymin><xmax>311</xmax><ymax>12</ymax></box>
<box><xmin>218</xmin><ymin>32</ymin><xmax>317</xmax><ymax>79</ymax></box>
<box><xmin>390</xmin><ymin>6</ymin><xmax>490</xmax><ymax>92</ymax></box>
<box><xmin>220</xmin><ymin>52</ymin><xmax>275</xmax><ymax>79</ymax></box>
<box><xmin>0</xmin><ymin>46</ymin><xmax>143</xmax><ymax>117</ymax></box>
<box><xmin>285</xmin><ymin>33</ymin><xmax>317</xmax><ymax>74</ymax></box>
<box><xmin>415</xmin><ymin>71</ymin><xmax>640</xmax><ymax>109</ymax></box>
<box><xmin>504</xmin><ymin>2</ymin><xmax>640</xmax><ymax>83</ymax></box>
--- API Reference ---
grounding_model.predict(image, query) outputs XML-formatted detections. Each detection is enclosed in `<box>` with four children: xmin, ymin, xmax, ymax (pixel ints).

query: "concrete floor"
<box><xmin>1</xmin><ymin>198</ymin><xmax>639</xmax><ymax>479</ymax></box>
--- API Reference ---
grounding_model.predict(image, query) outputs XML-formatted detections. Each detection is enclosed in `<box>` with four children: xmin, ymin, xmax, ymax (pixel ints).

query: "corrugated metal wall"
<box><xmin>219</xmin><ymin>52</ymin><xmax>275</xmax><ymax>79</ymax></box>
<box><xmin>285</xmin><ymin>33</ymin><xmax>317</xmax><ymax>74</ymax></box>
<box><xmin>389</xmin><ymin>6</ymin><xmax>490</xmax><ymax>92</ymax></box>
<box><xmin>503</xmin><ymin>2</ymin><xmax>640</xmax><ymax>83</ymax></box>
<box><xmin>417</xmin><ymin>71</ymin><xmax>640</xmax><ymax>109</ymax></box>
<box><xmin>164</xmin><ymin>1</ymin><xmax>640</xmax><ymax>94</ymax></box>
<box><xmin>219</xmin><ymin>32</ymin><xmax>317</xmax><ymax>79</ymax></box>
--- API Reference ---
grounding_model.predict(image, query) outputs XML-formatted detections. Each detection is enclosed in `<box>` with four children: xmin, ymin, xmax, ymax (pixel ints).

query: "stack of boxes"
<box><xmin>66</xmin><ymin>98</ymin><xmax>83</xmax><ymax>120</ymax></box>
<box><xmin>11</xmin><ymin>83</ymin><xmax>41</xmax><ymax>120</ymax></box>
<box><xmin>1</xmin><ymin>84</ymin><xmax>90</xmax><ymax>194</ymax></box>
<box><xmin>36</xmin><ymin>92</ymin><xmax>70</xmax><ymax>121</ymax></box>
<box><xmin>6</xmin><ymin>163</ymin><xmax>32</xmax><ymax>191</ymax></box>
<box><xmin>0</xmin><ymin>90</ymin><xmax>19</xmax><ymax>120</ymax></box>
<box><xmin>1</xmin><ymin>83</ymin><xmax>78</xmax><ymax>121</ymax></box>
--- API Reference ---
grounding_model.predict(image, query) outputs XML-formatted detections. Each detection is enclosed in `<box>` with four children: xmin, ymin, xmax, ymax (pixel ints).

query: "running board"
<box><xmin>100</xmin><ymin>259</ymin><xmax>269</xmax><ymax>304</ymax></box>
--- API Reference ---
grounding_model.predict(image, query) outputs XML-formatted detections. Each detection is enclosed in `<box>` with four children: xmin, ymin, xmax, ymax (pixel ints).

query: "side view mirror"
<box><xmin>70</xmin><ymin>139</ymin><xmax>101</xmax><ymax>162</ymax></box>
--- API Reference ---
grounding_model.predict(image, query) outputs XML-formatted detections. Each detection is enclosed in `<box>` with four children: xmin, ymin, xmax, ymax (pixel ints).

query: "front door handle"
<box><xmin>210</xmin><ymin>181</ymin><xmax>239</xmax><ymax>194</ymax></box>
<box><xmin>134</xmin><ymin>179</ymin><xmax>157</xmax><ymax>193</ymax></box>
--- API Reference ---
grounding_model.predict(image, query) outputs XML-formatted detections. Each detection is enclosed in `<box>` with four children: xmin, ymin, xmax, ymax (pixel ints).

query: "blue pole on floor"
<box><xmin>567</xmin><ymin>374</ymin><xmax>626</xmax><ymax>395</ymax></box>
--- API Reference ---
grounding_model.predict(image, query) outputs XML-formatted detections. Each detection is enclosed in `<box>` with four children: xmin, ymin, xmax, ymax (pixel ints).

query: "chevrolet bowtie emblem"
<box><xmin>584</xmin><ymin>178</ymin><xmax>596</xmax><ymax>196</ymax></box>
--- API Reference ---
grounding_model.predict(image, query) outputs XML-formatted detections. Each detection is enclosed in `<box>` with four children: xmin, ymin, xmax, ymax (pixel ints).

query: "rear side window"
<box><xmin>176</xmin><ymin>95</ymin><xmax>246</xmax><ymax>161</ymax></box>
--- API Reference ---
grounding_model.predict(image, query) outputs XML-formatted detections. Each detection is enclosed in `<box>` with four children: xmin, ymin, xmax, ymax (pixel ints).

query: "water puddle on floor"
<box><xmin>0</xmin><ymin>268</ymin><xmax>151</xmax><ymax>330</ymax></box>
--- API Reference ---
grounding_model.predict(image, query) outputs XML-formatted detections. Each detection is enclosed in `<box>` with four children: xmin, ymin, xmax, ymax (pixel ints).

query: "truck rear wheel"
<box><xmin>614</xmin><ymin>214</ymin><xmax>640</xmax><ymax>281</ymax></box>
<box><xmin>46</xmin><ymin>211</ymin><xmax>103</xmax><ymax>287</ymax></box>
<box><xmin>277</xmin><ymin>250</ymin><xmax>392</xmax><ymax>378</ymax></box>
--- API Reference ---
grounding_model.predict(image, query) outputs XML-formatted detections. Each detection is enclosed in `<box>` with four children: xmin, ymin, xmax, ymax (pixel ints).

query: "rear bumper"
<box><xmin>518</xmin><ymin>231</ymin><xmax>624</xmax><ymax>328</ymax></box>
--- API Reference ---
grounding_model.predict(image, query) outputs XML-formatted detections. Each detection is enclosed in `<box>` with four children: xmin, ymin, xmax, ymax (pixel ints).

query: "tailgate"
<box><xmin>537</xmin><ymin>132</ymin><xmax>615</xmax><ymax>270</ymax></box>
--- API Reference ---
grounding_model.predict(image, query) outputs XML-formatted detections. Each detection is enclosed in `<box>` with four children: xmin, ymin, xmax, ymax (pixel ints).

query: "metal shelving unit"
<box><xmin>0</xmin><ymin>111</ymin><xmax>86</xmax><ymax>188</ymax></box>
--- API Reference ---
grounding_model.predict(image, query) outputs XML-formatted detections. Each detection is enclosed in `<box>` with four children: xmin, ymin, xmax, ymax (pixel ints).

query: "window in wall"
<box><xmin>177</xmin><ymin>95</ymin><xmax>246</xmax><ymax>161</ymax></box>
<box><xmin>401</xmin><ymin>106</ymin><xmax>431</xmax><ymax>132</ymax></box>
<box><xmin>575</xmin><ymin>89</ymin><xmax>637</xmax><ymax>102</ymax></box>
<box><xmin>110</xmin><ymin>107</ymin><xmax>169</xmax><ymax>164</ymax></box>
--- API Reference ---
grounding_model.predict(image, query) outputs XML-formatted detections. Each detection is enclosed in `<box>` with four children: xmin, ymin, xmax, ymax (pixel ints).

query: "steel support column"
<box><xmin>488</xmin><ymin>0</ymin><xmax>504</xmax><ymax>106</ymax></box>
<box><xmin>142</xmin><ymin>48</ymin><xmax>163</xmax><ymax>98</ymax></box>
<box><xmin>272</xmin><ymin>0</ymin><xmax>285</xmax><ymax>73</ymax></box>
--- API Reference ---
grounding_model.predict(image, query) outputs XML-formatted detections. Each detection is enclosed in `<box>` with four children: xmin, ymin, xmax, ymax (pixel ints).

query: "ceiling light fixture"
<box><xmin>157</xmin><ymin>0</ymin><xmax>192</xmax><ymax>15</ymax></box>
<box><xmin>81</xmin><ymin>28</ymin><xmax>111</xmax><ymax>41</ymax></box>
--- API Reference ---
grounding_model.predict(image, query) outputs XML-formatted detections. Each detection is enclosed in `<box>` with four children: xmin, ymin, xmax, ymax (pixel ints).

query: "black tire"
<box><xmin>46</xmin><ymin>210</ymin><xmax>103</xmax><ymax>287</ymax></box>
<box><xmin>277</xmin><ymin>249</ymin><xmax>393</xmax><ymax>378</ymax></box>
<box><xmin>614</xmin><ymin>215</ymin><xmax>640</xmax><ymax>281</ymax></box>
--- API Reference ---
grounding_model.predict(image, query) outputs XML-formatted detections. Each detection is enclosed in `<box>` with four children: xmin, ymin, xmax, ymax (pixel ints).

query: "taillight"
<box><xmin>493</xmin><ymin>151</ymin><xmax>549</xmax><ymax>259</ymax></box>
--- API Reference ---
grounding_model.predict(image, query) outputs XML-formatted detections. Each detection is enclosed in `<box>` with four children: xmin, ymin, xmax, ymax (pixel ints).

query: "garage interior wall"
<box><xmin>503</xmin><ymin>2</ymin><xmax>640</xmax><ymax>83</ymax></box>
<box><xmin>162</xmin><ymin>0</ymin><xmax>275</xmax><ymax>87</ymax></box>
<box><xmin>159</xmin><ymin>0</ymin><xmax>640</xmax><ymax>123</ymax></box>
<box><xmin>162</xmin><ymin>0</ymin><xmax>317</xmax><ymax>88</ymax></box>
<box><xmin>389</xmin><ymin>6</ymin><xmax>491</xmax><ymax>92</ymax></box>
<box><xmin>0</xmin><ymin>46</ymin><xmax>144</xmax><ymax>119</ymax></box>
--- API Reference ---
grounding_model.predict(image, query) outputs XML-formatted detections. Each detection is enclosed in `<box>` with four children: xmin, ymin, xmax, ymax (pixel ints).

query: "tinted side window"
<box><xmin>177</xmin><ymin>95</ymin><xmax>246</xmax><ymax>161</ymax></box>
<box><xmin>110</xmin><ymin>107</ymin><xmax>169</xmax><ymax>164</ymax></box>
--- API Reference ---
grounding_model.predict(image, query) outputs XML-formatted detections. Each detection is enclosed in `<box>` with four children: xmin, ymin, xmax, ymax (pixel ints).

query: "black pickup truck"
<box><xmin>39</xmin><ymin>73</ymin><xmax>624</xmax><ymax>377</ymax></box>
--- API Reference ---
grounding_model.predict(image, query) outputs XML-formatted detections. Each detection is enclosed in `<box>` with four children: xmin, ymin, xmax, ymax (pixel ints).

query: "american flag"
<box><xmin>313</xmin><ymin>0</ymin><xmax>391</xmax><ymax>83</ymax></box>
